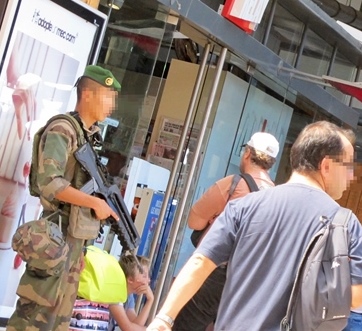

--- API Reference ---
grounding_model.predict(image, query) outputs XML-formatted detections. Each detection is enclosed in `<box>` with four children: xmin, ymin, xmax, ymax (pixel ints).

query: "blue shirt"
<box><xmin>196</xmin><ymin>183</ymin><xmax>362</xmax><ymax>331</ymax></box>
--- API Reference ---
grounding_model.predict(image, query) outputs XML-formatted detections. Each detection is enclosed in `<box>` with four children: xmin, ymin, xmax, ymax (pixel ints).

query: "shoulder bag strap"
<box><xmin>239</xmin><ymin>173</ymin><xmax>259</xmax><ymax>192</ymax></box>
<box><xmin>228</xmin><ymin>173</ymin><xmax>259</xmax><ymax>201</ymax></box>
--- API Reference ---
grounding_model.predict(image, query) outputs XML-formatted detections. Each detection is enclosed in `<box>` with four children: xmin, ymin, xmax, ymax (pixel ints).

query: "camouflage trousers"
<box><xmin>6</xmin><ymin>235</ymin><xmax>84</xmax><ymax>331</ymax></box>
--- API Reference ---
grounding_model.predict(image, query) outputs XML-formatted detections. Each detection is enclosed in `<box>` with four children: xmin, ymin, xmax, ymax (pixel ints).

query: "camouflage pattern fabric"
<box><xmin>7</xmin><ymin>115</ymin><xmax>98</xmax><ymax>331</ymax></box>
<box><xmin>6</xmin><ymin>236</ymin><xmax>83</xmax><ymax>331</ymax></box>
<box><xmin>12</xmin><ymin>215</ymin><xmax>68</xmax><ymax>273</ymax></box>
<box><xmin>36</xmin><ymin>117</ymin><xmax>97</xmax><ymax>226</ymax></box>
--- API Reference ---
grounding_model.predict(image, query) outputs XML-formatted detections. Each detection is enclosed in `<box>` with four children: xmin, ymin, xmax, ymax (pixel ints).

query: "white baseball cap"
<box><xmin>246</xmin><ymin>132</ymin><xmax>279</xmax><ymax>158</ymax></box>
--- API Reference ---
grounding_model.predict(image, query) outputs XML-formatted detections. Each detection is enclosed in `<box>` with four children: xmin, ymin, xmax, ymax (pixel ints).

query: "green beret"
<box><xmin>82</xmin><ymin>65</ymin><xmax>121</xmax><ymax>90</ymax></box>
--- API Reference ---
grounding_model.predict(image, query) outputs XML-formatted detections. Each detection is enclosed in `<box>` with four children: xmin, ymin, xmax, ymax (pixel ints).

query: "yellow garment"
<box><xmin>78</xmin><ymin>245</ymin><xmax>127</xmax><ymax>304</ymax></box>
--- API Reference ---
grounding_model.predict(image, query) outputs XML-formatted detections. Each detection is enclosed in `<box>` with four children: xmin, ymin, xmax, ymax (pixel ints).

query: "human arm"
<box><xmin>348</xmin><ymin>215</ymin><xmax>362</xmax><ymax>308</ymax></box>
<box><xmin>147</xmin><ymin>200</ymin><xmax>238</xmax><ymax>330</ymax></box>
<box><xmin>109</xmin><ymin>304</ymin><xmax>146</xmax><ymax>331</ymax></box>
<box><xmin>351</xmin><ymin>284</ymin><xmax>362</xmax><ymax>308</ymax></box>
<box><xmin>37</xmin><ymin>122</ymin><xmax>118</xmax><ymax>220</ymax></box>
<box><xmin>55</xmin><ymin>186</ymin><xmax>118</xmax><ymax>220</ymax></box>
<box><xmin>126</xmin><ymin>285</ymin><xmax>154</xmax><ymax>326</ymax></box>
<box><xmin>146</xmin><ymin>254</ymin><xmax>217</xmax><ymax>331</ymax></box>
<box><xmin>188</xmin><ymin>180</ymin><xmax>229</xmax><ymax>230</ymax></box>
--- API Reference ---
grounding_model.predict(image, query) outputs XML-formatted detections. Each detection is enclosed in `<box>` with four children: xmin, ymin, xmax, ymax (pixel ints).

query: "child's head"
<box><xmin>119</xmin><ymin>255</ymin><xmax>150</xmax><ymax>291</ymax></box>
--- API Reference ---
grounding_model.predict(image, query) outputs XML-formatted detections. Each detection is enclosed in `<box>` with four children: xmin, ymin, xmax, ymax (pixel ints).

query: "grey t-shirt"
<box><xmin>196</xmin><ymin>183</ymin><xmax>362</xmax><ymax>331</ymax></box>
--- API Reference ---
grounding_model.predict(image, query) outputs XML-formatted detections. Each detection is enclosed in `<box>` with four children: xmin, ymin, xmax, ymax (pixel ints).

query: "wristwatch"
<box><xmin>155</xmin><ymin>314</ymin><xmax>174</xmax><ymax>327</ymax></box>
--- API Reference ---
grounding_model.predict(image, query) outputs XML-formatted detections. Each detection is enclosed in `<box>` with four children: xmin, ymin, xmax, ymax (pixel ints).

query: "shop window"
<box><xmin>297</xmin><ymin>28</ymin><xmax>333</xmax><ymax>77</ymax></box>
<box><xmin>261</xmin><ymin>4</ymin><xmax>304</xmax><ymax>67</ymax></box>
<box><xmin>325</xmin><ymin>50</ymin><xmax>358</xmax><ymax>105</ymax></box>
<box><xmin>350</xmin><ymin>67</ymin><xmax>362</xmax><ymax>110</ymax></box>
<box><xmin>95</xmin><ymin>1</ymin><xmax>174</xmax><ymax>185</ymax></box>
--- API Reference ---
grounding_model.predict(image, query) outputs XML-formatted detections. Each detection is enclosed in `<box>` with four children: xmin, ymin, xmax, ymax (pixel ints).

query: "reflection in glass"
<box><xmin>325</xmin><ymin>51</ymin><xmax>357</xmax><ymax>105</ymax></box>
<box><xmin>350</xmin><ymin>67</ymin><xmax>362</xmax><ymax>110</ymax></box>
<box><xmin>262</xmin><ymin>4</ymin><xmax>304</xmax><ymax>67</ymax></box>
<box><xmin>297</xmin><ymin>28</ymin><xmax>333</xmax><ymax>77</ymax></box>
<box><xmin>96</xmin><ymin>1</ymin><xmax>173</xmax><ymax>185</ymax></box>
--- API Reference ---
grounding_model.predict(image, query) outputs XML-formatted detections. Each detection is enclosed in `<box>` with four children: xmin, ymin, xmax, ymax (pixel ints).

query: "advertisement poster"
<box><xmin>147</xmin><ymin>117</ymin><xmax>198</xmax><ymax>201</ymax></box>
<box><xmin>0</xmin><ymin>0</ymin><xmax>106</xmax><ymax>319</ymax></box>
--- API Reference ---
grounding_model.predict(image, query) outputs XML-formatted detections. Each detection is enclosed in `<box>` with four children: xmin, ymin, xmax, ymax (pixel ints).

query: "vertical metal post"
<box><xmin>148</xmin><ymin>46</ymin><xmax>228</xmax><ymax>320</ymax></box>
<box><xmin>295</xmin><ymin>23</ymin><xmax>308</xmax><ymax>69</ymax></box>
<box><xmin>262</xmin><ymin>0</ymin><xmax>277</xmax><ymax>46</ymax></box>
<box><xmin>148</xmin><ymin>43</ymin><xmax>211</xmax><ymax>265</ymax></box>
<box><xmin>134</xmin><ymin>43</ymin><xmax>211</xmax><ymax>312</ymax></box>
<box><xmin>326</xmin><ymin>46</ymin><xmax>337</xmax><ymax>76</ymax></box>
<box><xmin>349</xmin><ymin>65</ymin><xmax>360</xmax><ymax>107</ymax></box>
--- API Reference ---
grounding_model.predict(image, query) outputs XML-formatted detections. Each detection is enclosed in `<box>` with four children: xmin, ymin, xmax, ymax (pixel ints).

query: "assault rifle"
<box><xmin>74</xmin><ymin>142</ymin><xmax>140</xmax><ymax>252</ymax></box>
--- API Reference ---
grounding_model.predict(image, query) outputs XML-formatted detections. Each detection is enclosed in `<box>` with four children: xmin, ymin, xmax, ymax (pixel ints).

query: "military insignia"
<box><xmin>105</xmin><ymin>77</ymin><xmax>113</xmax><ymax>86</ymax></box>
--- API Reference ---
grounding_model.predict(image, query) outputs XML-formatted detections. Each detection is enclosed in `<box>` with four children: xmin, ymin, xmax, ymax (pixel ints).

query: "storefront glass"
<box><xmin>297</xmin><ymin>28</ymin><xmax>333</xmax><ymax>77</ymax></box>
<box><xmin>261</xmin><ymin>3</ymin><xmax>305</xmax><ymax>67</ymax></box>
<box><xmin>159</xmin><ymin>48</ymin><xmax>309</xmax><ymax>301</ymax></box>
<box><xmin>325</xmin><ymin>51</ymin><xmax>357</xmax><ymax>105</ymax></box>
<box><xmin>95</xmin><ymin>0</ymin><xmax>174</xmax><ymax>187</ymax></box>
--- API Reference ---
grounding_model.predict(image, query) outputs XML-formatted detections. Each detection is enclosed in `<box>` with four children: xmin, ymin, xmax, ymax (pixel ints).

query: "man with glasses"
<box><xmin>147</xmin><ymin>121</ymin><xmax>362</xmax><ymax>331</ymax></box>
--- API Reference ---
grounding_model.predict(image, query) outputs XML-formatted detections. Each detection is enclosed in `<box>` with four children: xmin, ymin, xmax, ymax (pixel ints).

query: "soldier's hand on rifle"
<box><xmin>93</xmin><ymin>198</ymin><xmax>119</xmax><ymax>221</ymax></box>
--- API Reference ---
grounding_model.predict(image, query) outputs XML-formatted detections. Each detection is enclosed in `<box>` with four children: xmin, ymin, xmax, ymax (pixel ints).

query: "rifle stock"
<box><xmin>74</xmin><ymin>142</ymin><xmax>140</xmax><ymax>251</ymax></box>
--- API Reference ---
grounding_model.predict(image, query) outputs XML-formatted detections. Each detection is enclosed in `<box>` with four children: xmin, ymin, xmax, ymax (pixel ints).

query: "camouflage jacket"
<box><xmin>36</xmin><ymin>112</ymin><xmax>100</xmax><ymax>217</ymax></box>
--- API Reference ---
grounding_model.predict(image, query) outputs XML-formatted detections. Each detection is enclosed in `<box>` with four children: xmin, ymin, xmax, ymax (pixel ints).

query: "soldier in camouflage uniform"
<box><xmin>6</xmin><ymin>65</ymin><xmax>121</xmax><ymax>331</ymax></box>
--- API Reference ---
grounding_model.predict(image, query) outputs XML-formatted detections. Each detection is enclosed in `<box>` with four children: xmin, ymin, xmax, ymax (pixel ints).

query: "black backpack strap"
<box><xmin>228</xmin><ymin>173</ymin><xmax>259</xmax><ymax>201</ymax></box>
<box><xmin>240</xmin><ymin>173</ymin><xmax>259</xmax><ymax>192</ymax></box>
<box><xmin>192</xmin><ymin>173</ymin><xmax>259</xmax><ymax>248</ymax></box>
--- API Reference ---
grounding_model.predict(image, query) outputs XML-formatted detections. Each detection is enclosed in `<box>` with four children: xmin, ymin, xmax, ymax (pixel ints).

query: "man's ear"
<box><xmin>243</xmin><ymin>148</ymin><xmax>251</xmax><ymax>159</ymax></box>
<box><xmin>319</xmin><ymin>157</ymin><xmax>330</xmax><ymax>177</ymax></box>
<box><xmin>81</xmin><ymin>88</ymin><xmax>93</xmax><ymax>101</ymax></box>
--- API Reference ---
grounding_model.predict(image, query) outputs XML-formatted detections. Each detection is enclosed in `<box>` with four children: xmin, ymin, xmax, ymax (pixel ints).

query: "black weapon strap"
<box><xmin>68</xmin><ymin>111</ymin><xmax>90</xmax><ymax>143</ymax></box>
<box><xmin>69</xmin><ymin>112</ymin><xmax>109</xmax><ymax>175</ymax></box>
<box><xmin>69</xmin><ymin>111</ymin><xmax>104</xmax><ymax>148</ymax></box>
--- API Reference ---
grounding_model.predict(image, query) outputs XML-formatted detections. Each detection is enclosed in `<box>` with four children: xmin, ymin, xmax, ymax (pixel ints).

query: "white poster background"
<box><xmin>0</xmin><ymin>0</ymin><xmax>104</xmax><ymax>319</ymax></box>
<box><xmin>3</xmin><ymin>0</ymin><xmax>97</xmax><ymax>82</ymax></box>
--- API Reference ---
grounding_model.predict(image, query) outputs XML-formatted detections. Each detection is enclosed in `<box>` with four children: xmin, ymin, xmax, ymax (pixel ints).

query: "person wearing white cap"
<box><xmin>171</xmin><ymin>132</ymin><xmax>280</xmax><ymax>331</ymax></box>
<box><xmin>246</xmin><ymin>132</ymin><xmax>279</xmax><ymax>158</ymax></box>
